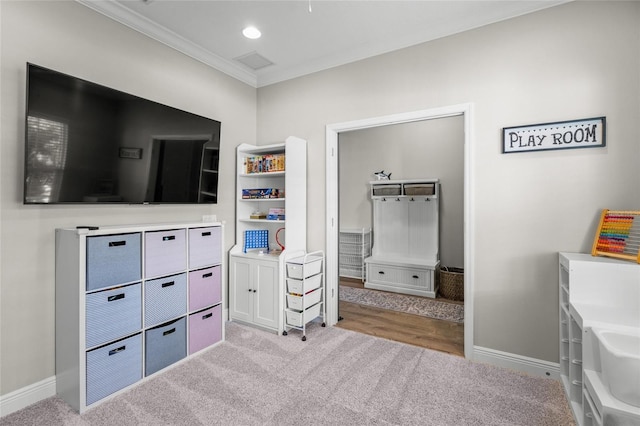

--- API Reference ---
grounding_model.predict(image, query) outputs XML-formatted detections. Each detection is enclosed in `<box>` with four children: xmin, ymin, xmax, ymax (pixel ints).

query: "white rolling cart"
<box><xmin>283</xmin><ymin>250</ymin><xmax>326</xmax><ymax>341</ymax></box>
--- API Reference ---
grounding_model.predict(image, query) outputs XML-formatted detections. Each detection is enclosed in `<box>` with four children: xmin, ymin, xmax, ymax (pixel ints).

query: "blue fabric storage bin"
<box><xmin>144</xmin><ymin>273</ymin><xmax>187</xmax><ymax>327</ymax></box>
<box><xmin>145</xmin><ymin>317</ymin><xmax>186</xmax><ymax>376</ymax></box>
<box><xmin>86</xmin><ymin>233</ymin><xmax>141</xmax><ymax>291</ymax></box>
<box><xmin>86</xmin><ymin>333</ymin><xmax>142</xmax><ymax>406</ymax></box>
<box><xmin>86</xmin><ymin>283</ymin><xmax>142</xmax><ymax>349</ymax></box>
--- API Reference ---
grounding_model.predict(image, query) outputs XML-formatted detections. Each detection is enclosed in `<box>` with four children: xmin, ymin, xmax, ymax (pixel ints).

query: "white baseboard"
<box><xmin>0</xmin><ymin>376</ymin><xmax>56</xmax><ymax>418</ymax></box>
<box><xmin>472</xmin><ymin>345</ymin><xmax>560</xmax><ymax>379</ymax></box>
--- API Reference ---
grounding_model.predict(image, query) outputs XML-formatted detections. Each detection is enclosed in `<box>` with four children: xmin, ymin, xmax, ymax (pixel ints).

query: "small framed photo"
<box><xmin>119</xmin><ymin>147</ymin><xmax>143</xmax><ymax>159</ymax></box>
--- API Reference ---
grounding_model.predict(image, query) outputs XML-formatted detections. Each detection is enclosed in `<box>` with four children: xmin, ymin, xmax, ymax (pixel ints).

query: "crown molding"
<box><xmin>75</xmin><ymin>0</ymin><xmax>258</xmax><ymax>88</ymax></box>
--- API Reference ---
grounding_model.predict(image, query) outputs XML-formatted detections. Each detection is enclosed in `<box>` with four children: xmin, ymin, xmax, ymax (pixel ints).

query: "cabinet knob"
<box><xmin>253</xmin><ymin>289</ymin><xmax>257</xmax><ymax>293</ymax></box>
<box><xmin>378</xmin><ymin>271</ymin><xmax>385</xmax><ymax>275</ymax></box>
<box><xmin>412</xmin><ymin>275</ymin><xmax>419</xmax><ymax>279</ymax></box>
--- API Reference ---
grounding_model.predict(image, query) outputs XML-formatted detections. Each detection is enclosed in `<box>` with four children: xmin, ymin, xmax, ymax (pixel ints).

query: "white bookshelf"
<box><xmin>228</xmin><ymin>137</ymin><xmax>307</xmax><ymax>334</ymax></box>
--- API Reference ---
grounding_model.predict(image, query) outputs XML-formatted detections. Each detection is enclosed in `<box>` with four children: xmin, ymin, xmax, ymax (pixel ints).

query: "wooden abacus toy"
<box><xmin>591</xmin><ymin>209</ymin><xmax>640</xmax><ymax>263</ymax></box>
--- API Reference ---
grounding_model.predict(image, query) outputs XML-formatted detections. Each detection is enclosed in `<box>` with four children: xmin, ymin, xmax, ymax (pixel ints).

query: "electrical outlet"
<box><xmin>202</xmin><ymin>214</ymin><xmax>217</xmax><ymax>222</ymax></box>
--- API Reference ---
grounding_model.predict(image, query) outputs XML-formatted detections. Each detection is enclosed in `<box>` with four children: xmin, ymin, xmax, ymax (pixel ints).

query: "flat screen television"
<box><xmin>24</xmin><ymin>63</ymin><xmax>221</xmax><ymax>204</ymax></box>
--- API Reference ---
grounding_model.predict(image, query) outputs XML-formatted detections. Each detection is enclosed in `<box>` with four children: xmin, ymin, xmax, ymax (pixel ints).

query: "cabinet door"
<box><xmin>253</xmin><ymin>260</ymin><xmax>279</xmax><ymax>330</ymax></box>
<box><xmin>229</xmin><ymin>257</ymin><xmax>252</xmax><ymax>323</ymax></box>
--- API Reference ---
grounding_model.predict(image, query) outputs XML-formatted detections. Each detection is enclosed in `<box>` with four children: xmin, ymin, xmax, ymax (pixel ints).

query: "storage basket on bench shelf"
<box><xmin>439</xmin><ymin>266</ymin><xmax>464</xmax><ymax>301</ymax></box>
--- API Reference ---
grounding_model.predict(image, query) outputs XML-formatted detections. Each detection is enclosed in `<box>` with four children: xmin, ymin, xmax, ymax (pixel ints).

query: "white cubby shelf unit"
<box><xmin>229</xmin><ymin>137</ymin><xmax>307</xmax><ymax>335</ymax></box>
<box><xmin>55</xmin><ymin>221</ymin><xmax>225</xmax><ymax>413</ymax></box>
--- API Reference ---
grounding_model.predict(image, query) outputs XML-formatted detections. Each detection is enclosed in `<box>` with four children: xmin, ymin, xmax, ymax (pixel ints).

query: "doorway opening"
<box><xmin>336</xmin><ymin>116</ymin><xmax>464</xmax><ymax>355</ymax></box>
<box><xmin>325</xmin><ymin>103</ymin><xmax>474</xmax><ymax>359</ymax></box>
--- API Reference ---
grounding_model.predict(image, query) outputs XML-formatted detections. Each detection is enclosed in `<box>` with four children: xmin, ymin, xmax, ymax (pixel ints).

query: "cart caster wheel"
<box><xmin>282</xmin><ymin>331</ymin><xmax>288</xmax><ymax>336</ymax></box>
<box><xmin>302</xmin><ymin>336</ymin><xmax>307</xmax><ymax>342</ymax></box>
<box><xmin>321</xmin><ymin>323</ymin><xmax>326</xmax><ymax>327</ymax></box>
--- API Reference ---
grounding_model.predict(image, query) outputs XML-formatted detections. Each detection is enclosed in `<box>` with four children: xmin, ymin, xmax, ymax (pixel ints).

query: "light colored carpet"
<box><xmin>339</xmin><ymin>285</ymin><xmax>464</xmax><ymax>323</ymax></box>
<box><xmin>1</xmin><ymin>322</ymin><xmax>574</xmax><ymax>425</ymax></box>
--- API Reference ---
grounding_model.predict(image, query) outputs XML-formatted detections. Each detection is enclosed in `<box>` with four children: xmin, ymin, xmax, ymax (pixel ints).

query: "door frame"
<box><xmin>325</xmin><ymin>103</ymin><xmax>475</xmax><ymax>359</ymax></box>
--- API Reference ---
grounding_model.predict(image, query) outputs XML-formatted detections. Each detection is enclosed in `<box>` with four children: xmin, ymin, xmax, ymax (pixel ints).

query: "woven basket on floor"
<box><xmin>439</xmin><ymin>266</ymin><xmax>464</xmax><ymax>301</ymax></box>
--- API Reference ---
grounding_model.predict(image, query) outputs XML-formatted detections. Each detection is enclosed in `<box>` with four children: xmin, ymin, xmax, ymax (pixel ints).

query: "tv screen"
<box><xmin>24</xmin><ymin>63</ymin><xmax>221</xmax><ymax>204</ymax></box>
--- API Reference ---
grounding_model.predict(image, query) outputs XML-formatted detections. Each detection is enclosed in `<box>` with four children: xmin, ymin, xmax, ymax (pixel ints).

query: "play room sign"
<box><xmin>502</xmin><ymin>116</ymin><xmax>606</xmax><ymax>154</ymax></box>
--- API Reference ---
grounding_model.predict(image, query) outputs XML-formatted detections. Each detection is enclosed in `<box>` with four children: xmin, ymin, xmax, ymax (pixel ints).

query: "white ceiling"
<box><xmin>78</xmin><ymin>0</ymin><xmax>568</xmax><ymax>88</ymax></box>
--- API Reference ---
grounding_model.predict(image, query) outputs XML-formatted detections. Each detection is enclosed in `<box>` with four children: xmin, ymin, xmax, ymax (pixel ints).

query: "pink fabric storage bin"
<box><xmin>189</xmin><ymin>226</ymin><xmax>221</xmax><ymax>269</ymax></box>
<box><xmin>188</xmin><ymin>266</ymin><xmax>221</xmax><ymax>311</ymax></box>
<box><xmin>189</xmin><ymin>305</ymin><xmax>222</xmax><ymax>354</ymax></box>
<box><xmin>145</xmin><ymin>229</ymin><xmax>187</xmax><ymax>278</ymax></box>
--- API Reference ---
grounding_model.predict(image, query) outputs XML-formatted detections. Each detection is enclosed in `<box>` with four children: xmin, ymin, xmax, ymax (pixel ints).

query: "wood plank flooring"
<box><xmin>336</xmin><ymin>278</ymin><xmax>464</xmax><ymax>357</ymax></box>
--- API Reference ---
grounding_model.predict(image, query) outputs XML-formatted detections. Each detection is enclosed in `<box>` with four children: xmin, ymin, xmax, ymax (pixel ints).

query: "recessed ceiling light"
<box><xmin>242</xmin><ymin>26</ymin><xmax>261</xmax><ymax>40</ymax></box>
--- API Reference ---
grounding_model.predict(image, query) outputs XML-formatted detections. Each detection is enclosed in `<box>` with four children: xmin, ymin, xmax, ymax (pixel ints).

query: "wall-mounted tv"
<box><xmin>24</xmin><ymin>63</ymin><xmax>221</xmax><ymax>204</ymax></box>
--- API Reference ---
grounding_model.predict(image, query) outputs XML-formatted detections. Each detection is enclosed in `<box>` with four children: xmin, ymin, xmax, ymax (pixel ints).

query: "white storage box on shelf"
<box><xmin>286</xmin><ymin>288</ymin><xmax>323</xmax><ymax>311</ymax></box>
<box><xmin>286</xmin><ymin>273</ymin><xmax>322</xmax><ymax>294</ymax></box>
<box><xmin>286</xmin><ymin>255</ymin><xmax>322</xmax><ymax>279</ymax></box>
<box><xmin>283</xmin><ymin>251</ymin><xmax>326</xmax><ymax>341</ymax></box>
<box><xmin>286</xmin><ymin>303</ymin><xmax>322</xmax><ymax>327</ymax></box>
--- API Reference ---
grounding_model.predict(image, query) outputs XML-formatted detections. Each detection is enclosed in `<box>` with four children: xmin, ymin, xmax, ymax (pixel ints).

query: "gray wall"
<box><xmin>339</xmin><ymin>117</ymin><xmax>464</xmax><ymax>268</ymax></box>
<box><xmin>257</xmin><ymin>1</ymin><xmax>640</xmax><ymax>363</ymax></box>
<box><xmin>0</xmin><ymin>1</ymin><xmax>255</xmax><ymax>395</ymax></box>
<box><xmin>2</xmin><ymin>0</ymin><xmax>639</xmax><ymax>402</ymax></box>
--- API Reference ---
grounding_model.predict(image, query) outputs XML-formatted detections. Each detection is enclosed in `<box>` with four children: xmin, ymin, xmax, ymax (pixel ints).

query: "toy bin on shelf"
<box><xmin>145</xmin><ymin>317</ymin><xmax>186</xmax><ymax>376</ymax></box>
<box><xmin>189</xmin><ymin>304</ymin><xmax>222</xmax><ymax>355</ymax></box>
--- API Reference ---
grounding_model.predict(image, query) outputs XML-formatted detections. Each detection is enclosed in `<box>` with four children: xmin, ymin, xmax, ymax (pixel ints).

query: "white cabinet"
<box><xmin>229</xmin><ymin>254</ymin><xmax>280</xmax><ymax>331</ymax></box>
<box><xmin>55</xmin><ymin>221</ymin><xmax>225</xmax><ymax>413</ymax></box>
<box><xmin>229</xmin><ymin>137</ymin><xmax>307</xmax><ymax>333</ymax></box>
<box><xmin>365</xmin><ymin>179</ymin><xmax>440</xmax><ymax>297</ymax></box>
<box><xmin>339</xmin><ymin>228</ymin><xmax>371</xmax><ymax>281</ymax></box>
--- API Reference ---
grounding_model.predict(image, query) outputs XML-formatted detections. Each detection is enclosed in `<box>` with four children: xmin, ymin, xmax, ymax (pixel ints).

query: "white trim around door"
<box><xmin>325</xmin><ymin>103</ymin><xmax>475</xmax><ymax>359</ymax></box>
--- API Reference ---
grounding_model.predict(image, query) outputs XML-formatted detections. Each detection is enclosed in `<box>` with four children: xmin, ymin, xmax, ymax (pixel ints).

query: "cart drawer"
<box><xmin>287</xmin><ymin>288</ymin><xmax>322</xmax><ymax>311</ymax></box>
<box><xmin>286</xmin><ymin>255</ymin><xmax>322</xmax><ymax>279</ymax></box>
<box><xmin>285</xmin><ymin>303</ymin><xmax>321</xmax><ymax>327</ymax></box>
<box><xmin>286</xmin><ymin>273</ymin><xmax>322</xmax><ymax>294</ymax></box>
